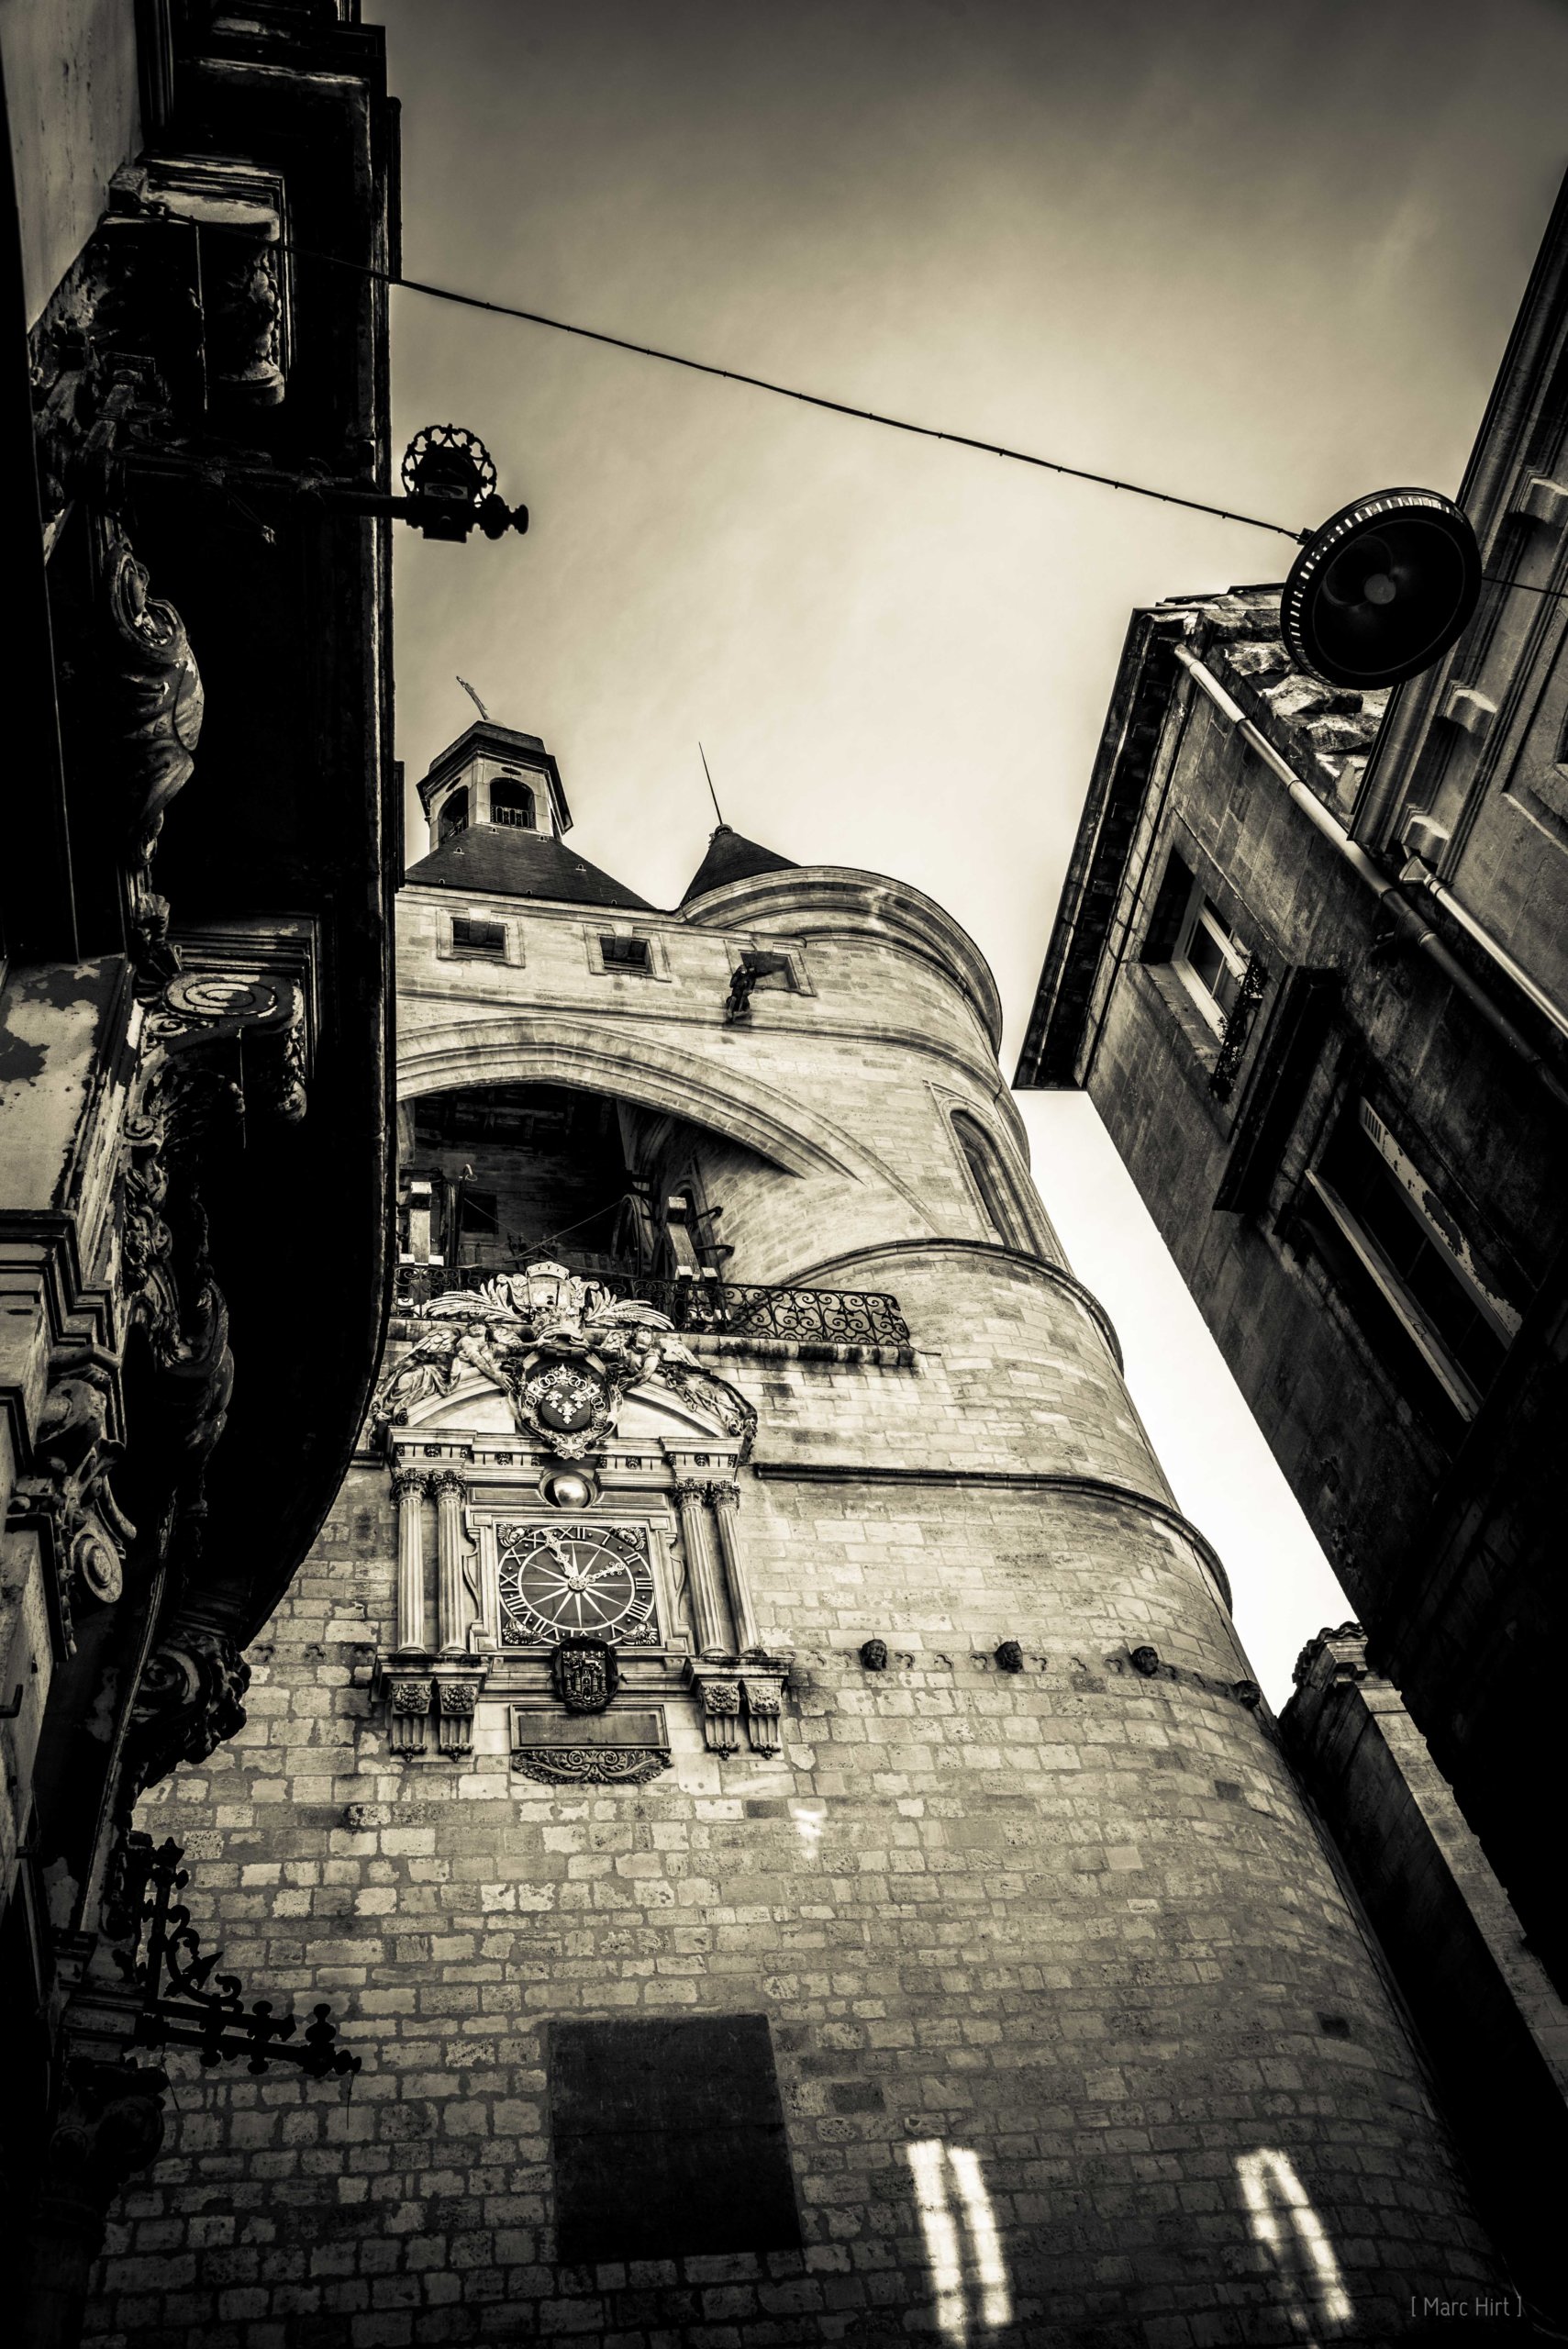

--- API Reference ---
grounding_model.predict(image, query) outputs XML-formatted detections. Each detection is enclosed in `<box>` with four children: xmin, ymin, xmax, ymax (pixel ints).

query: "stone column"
<box><xmin>706</xmin><ymin>1479</ymin><xmax>760</xmax><ymax>1654</ymax></box>
<box><xmin>432</xmin><ymin>1470</ymin><xmax>470</xmax><ymax>1653</ymax></box>
<box><xmin>673</xmin><ymin>1478</ymin><xmax>728</xmax><ymax>1658</ymax></box>
<box><xmin>392</xmin><ymin>1468</ymin><xmax>429</xmax><ymax>1652</ymax></box>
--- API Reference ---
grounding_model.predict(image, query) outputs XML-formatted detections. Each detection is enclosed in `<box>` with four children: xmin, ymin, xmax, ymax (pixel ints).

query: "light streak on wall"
<box><xmin>906</xmin><ymin>2140</ymin><xmax>1014</xmax><ymax>2341</ymax></box>
<box><xmin>789</xmin><ymin>1799</ymin><xmax>825</xmax><ymax>1850</ymax></box>
<box><xmin>1237</xmin><ymin>2149</ymin><xmax>1353</xmax><ymax>2335</ymax></box>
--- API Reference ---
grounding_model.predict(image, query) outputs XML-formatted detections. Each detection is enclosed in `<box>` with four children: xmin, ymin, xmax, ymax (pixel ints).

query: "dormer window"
<box><xmin>438</xmin><ymin>785</ymin><xmax>470</xmax><ymax>844</ymax></box>
<box><xmin>490</xmin><ymin>776</ymin><xmax>535</xmax><ymax>829</ymax></box>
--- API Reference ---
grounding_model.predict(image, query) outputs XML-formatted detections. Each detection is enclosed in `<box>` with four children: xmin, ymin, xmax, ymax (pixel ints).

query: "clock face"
<box><xmin>496</xmin><ymin>1521</ymin><xmax>658</xmax><ymax>1647</ymax></box>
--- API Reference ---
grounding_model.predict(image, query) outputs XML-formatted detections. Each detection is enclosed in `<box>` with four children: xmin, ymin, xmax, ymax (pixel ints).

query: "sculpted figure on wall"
<box><xmin>373</xmin><ymin>1260</ymin><xmax>757</xmax><ymax>1459</ymax></box>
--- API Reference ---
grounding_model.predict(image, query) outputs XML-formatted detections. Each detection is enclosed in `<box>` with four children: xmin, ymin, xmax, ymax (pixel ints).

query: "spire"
<box><xmin>681</xmin><ymin>824</ymin><xmax>797</xmax><ymax>906</ymax></box>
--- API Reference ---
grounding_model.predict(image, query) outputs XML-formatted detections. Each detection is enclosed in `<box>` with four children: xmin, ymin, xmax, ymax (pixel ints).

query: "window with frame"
<box><xmin>1307</xmin><ymin>1097</ymin><xmax>1522</xmax><ymax>1423</ymax></box>
<box><xmin>600</xmin><ymin>934</ymin><xmax>652</xmax><ymax>973</ymax></box>
<box><xmin>1143</xmin><ymin>849</ymin><xmax>1251</xmax><ymax>1033</ymax></box>
<box><xmin>438</xmin><ymin>785</ymin><xmax>469</xmax><ymax>844</ymax></box>
<box><xmin>450</xmin><ymin>915</ymin><xmax>506</xmax><ymax>958</ymax></box>
<box><xmin>952</xmin><ymin>1110</ymin><xmax>1029</xmax><ymax>1252</ymax></box>
<box><xmin>1173</xmin><ymin>885</ymin><xmax>1250</xmax><ymax>1033</ymax></box>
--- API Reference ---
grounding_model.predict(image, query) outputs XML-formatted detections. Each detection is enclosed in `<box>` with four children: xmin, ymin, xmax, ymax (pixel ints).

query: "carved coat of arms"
<box><xmin>372</xmin><ymin>1259</ymin><xmax>757</xmax><ymax>1462</ymax></box>
<box><xmin>552</xmin><ymin>1636</ymin><xmax>618</xmax><ymax>1714</ymax></box>
<box><xmin>519</xmin><ymin>1360</ymin><xmax>614</xmax><ymax>1457</ymax></box>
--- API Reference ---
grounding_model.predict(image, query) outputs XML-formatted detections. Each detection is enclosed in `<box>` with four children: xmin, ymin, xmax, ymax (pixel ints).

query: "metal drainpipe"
<box><xmin>1171</xmin><ymin>645</ymin><xmax>1568</xmax><ymax>1111</ymax></box>
<box><xmin>1402</xmin><ymin>860</ymin><xmax>1568</xmax><ymax>1047</ymax></box>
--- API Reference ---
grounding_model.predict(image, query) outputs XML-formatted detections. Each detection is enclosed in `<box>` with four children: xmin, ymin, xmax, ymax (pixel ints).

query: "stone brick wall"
<box><xmin>83</xmin><ymin>852</ymin><xmax>1500</xmax><ymax>2346</ymax></box>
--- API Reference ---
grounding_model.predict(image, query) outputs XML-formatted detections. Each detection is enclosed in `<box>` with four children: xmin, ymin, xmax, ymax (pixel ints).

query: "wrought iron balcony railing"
<box><xmin>394</xmin><ymin>1260</ymin><xmax>910</xmax><ymax>1349</ymax></box>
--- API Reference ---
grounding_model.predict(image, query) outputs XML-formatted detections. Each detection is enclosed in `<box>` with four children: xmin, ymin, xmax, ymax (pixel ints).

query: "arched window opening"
<box><xmin>490</xmin><ymin>776</ymin><xmax>536</xmax><ymax>829</ymax></box>
<box><xmin>438</xmin><ymin>785</ymin><xmax>469</xmax><ymax>844</ymax></box>
<box><xmin>953</xmin><ymin>1111</ymin><xmax>1029</xmax><ymax>1253</ymax></box>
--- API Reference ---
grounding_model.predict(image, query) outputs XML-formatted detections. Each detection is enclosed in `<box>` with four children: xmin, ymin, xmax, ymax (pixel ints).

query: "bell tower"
<box><xmin>417</xmin><ymin>717</ymin><xmax>569</xmax><ymax>851</ymax></box>
<box><xmin>89</xmin><ymin>718</ymin><xmax>1497</xmax><ymax>2348</ymax></box>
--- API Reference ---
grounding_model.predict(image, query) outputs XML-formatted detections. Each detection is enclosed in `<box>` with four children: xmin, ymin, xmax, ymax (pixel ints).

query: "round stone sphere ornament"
<box><xmin>544</xmin><ymin>1471</ymin><xmax>595</xmax><ymax>1511</ymax></box>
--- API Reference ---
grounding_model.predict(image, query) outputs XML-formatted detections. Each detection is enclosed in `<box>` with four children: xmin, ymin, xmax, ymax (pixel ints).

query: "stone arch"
<box><xmin>398</xmin><ymin>1014</ymin><xmax>937</xmax><ymax>1227</ymax></box>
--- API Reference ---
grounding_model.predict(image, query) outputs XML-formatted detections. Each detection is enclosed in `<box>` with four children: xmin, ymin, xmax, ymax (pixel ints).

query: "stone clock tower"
<box><xmin>86</xmin><ymin>720</ymin><xmax>1495</xmax><ymax>2346</ymax></box>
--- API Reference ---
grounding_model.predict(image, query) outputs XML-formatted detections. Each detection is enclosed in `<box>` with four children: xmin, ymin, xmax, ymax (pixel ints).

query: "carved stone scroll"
<box><xmin>742</xmin><ymin>1674</ymin><xmax>786</xmax><ymax>1760</ymax></box>
<box><xmin>8</xmin><ymin>1356</ymin><xmax>137</xmax><ymax>1643</ymax></box>
<box><xmin>511</xmin><ymin>1746</ymin><xmax>671</xmax><ymax>1788</ymax></box>
<box><xmin>388</xmin><ymin>1677</ymin><xmax>434</xmax><ymax>1755</ymax></box>
<box><xmin>696</xmin><ymin>1675</ymin><xmax>742</xmax><ymax>1756</ymax></box>
<box><xmin>435</xmin><ymin>1677</ymin><xmax>479</xmax><ymax>1758</ymax></box>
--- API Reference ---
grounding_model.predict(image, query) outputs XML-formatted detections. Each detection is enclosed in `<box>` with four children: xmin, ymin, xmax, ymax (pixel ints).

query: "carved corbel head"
<box><xmin>128</xmin><ymin>1623</ymin><xmax>250</xmax><ymax>1791</ymax></box>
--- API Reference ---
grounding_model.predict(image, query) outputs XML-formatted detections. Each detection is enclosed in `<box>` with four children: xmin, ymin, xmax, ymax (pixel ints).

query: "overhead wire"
<box><xmin>225</xmin><ymin>226</ymin><xmax>1314</xmax><ymax>544</ymax></box>
<box><xmin>202</xmin><ymin>223</ymin><xmax>1568</xmax><ymax>600</ymax></box>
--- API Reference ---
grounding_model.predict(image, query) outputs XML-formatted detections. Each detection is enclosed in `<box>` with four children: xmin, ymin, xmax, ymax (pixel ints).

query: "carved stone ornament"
<box><xmin>372</xmin><ymin>1259</ymin><xmax>756</xmax><ymax>1461</ymax></box>
<box><xmin>435</xmin><ymin>1676</ymin><xmax>480</xmax><ymax>1757</ymax></box>
<box><xmin>1291</xmin><ymin>1621</ymin><xmax>1370</xmax><ymax>1694</ymax></box>
<box><xmin>9</xmin><ymin>1356</ymin><xmax>137</xmax><ymax>1641</ymax></box>
<box><xmin>698</xmin><ymin>1675</ymin><xmax>742</xmax><ymax>1756</ymax></box>
<box><xmin>104</xmin><ymin>528</ymin><xmax>205</xmax><ymax>874</ymax></box>
<box><xmin>859</xmin><ymin>1638</ymin><xmax>889</xmax><ymax>1672</ymax></box>
<box><xmin>511</xmin><ymin>1745</ymin><xmax>672</xmax><ymax>1788</ymax></box>
<box><xmin>741</xmin><ymin>1674</ymin><xmax>786</xmax><ymax>1759</ymax></box>
<box><xmin>208</xmin><ymin>232</ymin><xmax>285</xmax><ymax>406</ymax></box>
<box><xmin>1129</xmin><ymin>1645</ymin><xmax>1162</xmax><ymax>1678</ymax></box>
<box><xmin>552</xmin><ymin>1636</ymin><xmax>618</xmax><ymax>1715</ymax></box>
<box><xmin>388</xmin><ymin>1676</ymin><xmax>434</xmax><ymax>1755</ymax></box>
<box><xmin>128</xmin><ymin>1626</ymin><xmax>250</xmax><ymax>1795</ymax></box>
<box><xmin>98</xmin><ymin>155</ymin><xmax>292</xmax><ymax>414</ymax></box>
<box><xmin>119</xmin><ymin>963</ymin><xmax>310</xmax><ymax>1554</ymax></box>
<box><xmin>519</xmin><ymin>1359</ymin><xmax>616</xmax><ymax>1459</ymax></box>
<box><xmin>39</xmin><ymin>2054</ymin><xmax>170</xmax><ymax>2230</ymax></box>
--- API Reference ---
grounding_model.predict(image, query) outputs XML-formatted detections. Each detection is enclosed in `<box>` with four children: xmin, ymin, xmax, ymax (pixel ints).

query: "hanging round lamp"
<box><xmin>1282</xmin><ymin>489</ymin><xmax>1481</xmax><ymax>689</ymax></box>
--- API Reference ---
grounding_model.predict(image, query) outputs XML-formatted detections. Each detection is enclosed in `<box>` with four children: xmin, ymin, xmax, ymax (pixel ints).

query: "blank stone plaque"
<box><xmin>549</xmin><ymin>2012</ymin><xmax>802</xmax><ymax>2263</ymax></box>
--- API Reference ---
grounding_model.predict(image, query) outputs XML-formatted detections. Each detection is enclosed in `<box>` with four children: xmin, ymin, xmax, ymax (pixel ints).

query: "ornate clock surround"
<box><xmin>373</xmin><ymin>1426</ymin><xmax>786</xmax><ymax>1780</ymax></box>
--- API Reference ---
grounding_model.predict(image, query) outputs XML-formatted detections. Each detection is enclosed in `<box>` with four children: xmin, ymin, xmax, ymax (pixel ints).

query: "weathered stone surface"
<box><xmin>83</xmin><ymin>784</ymin><xmax>1496</xmax><ymax>2345</ymax></box>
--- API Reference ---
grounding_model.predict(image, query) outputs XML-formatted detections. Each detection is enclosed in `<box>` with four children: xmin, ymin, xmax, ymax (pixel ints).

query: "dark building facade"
<box><xmin>2</xmin><ymin>6</ymin><xmax>401</xmax><ymax>2338</ymax></box>
<box><xmin>1016</xmin><ymin>177</ymin><xmax>1568</xmax><ymax>2318</ymax></box>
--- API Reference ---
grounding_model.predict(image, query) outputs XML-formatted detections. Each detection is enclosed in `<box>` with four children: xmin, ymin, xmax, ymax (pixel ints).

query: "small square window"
<box><xmin>601</xmin><ymin>934</ymin><xmax>651</xmax><ymax>973</ymax></box>
<box><xmin>450</xmin><ymin>916</ymin><xmax>506</xmax><ymax>958</ymax></box>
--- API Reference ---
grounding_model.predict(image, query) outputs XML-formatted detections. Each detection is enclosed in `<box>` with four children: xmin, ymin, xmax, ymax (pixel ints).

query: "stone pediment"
<box><xmin>395</xmin><ymin>1370</ymin><xmax>746</xmax><ymax>1449</ymax></box>
<box><xmin>373</xmin><ymin>1262</ymin><xmax>756</xmax><ymax>1460</ymax></box>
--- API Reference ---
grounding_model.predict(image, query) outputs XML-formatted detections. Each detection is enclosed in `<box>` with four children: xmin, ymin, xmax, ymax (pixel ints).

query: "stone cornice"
<box><xmin>751</xmin><ymin>1457</ymin><xmax>1231</xmax><ymax>1615</ymax></box>
<box><xmin>779</xmin><ymin>1236</ymin><xmax>1124</xmax><ymax>1374</ymax></box>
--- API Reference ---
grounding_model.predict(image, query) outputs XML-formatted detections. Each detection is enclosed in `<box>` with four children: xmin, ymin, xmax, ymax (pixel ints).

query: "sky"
<box><xmin>376</xmin><ymin>0</ymin><xmax>1568</xmax><ymax>1699</ymax></box>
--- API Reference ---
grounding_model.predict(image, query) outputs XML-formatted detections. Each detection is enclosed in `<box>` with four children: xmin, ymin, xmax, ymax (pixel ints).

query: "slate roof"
<box><xmin>405</xmin><ymin>821</ymin><xmax>654</xmax><ymax>910</ymax></box>
<box><xmin>681</xmin><ymin>824</ymin><xmax>798</xmax><ymax>905</ymax></box>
